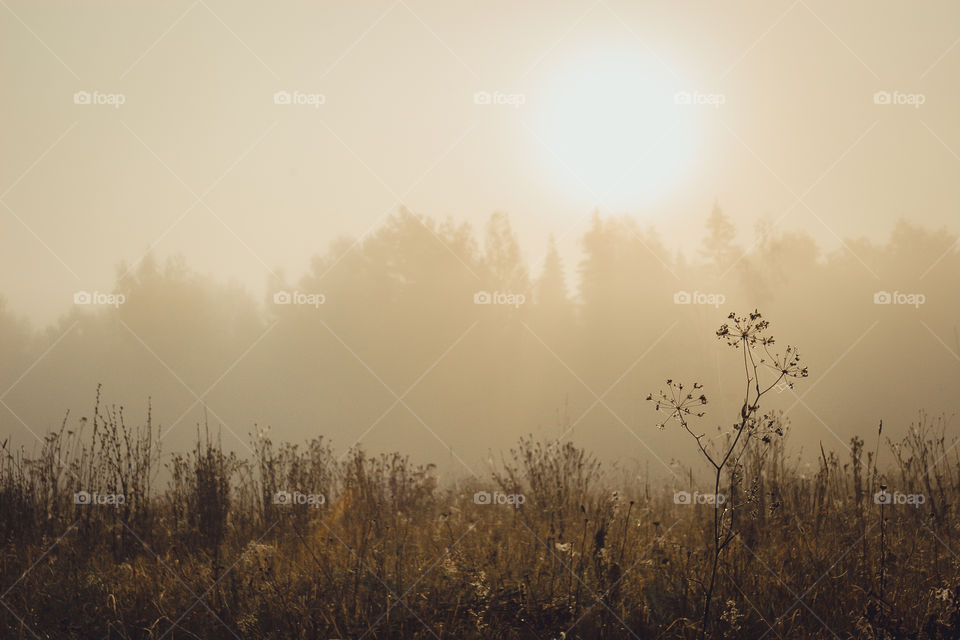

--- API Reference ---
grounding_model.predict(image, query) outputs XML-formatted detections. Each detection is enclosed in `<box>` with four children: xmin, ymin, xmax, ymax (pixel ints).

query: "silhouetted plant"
<box><xmin>648</xmin><ymin>310</ymin><xmax>808</xmax><ymax>639</ymax></box>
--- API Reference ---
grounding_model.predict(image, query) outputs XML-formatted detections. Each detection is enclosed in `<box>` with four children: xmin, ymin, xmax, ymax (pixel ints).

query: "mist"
<box><xmin>2</xmin><ymin>207</ymin><xmax>957</xmax><ymax>478</ymax></box>
<box><xmin>3</xmin><ymin>2</ymin><xmax>960</xmax><ymax>637</ymax></box>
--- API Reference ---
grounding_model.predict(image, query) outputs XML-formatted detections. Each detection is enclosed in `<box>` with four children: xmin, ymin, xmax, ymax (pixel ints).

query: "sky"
<box><xmin>2</xmin><ymin>0</ymin><xmax>959</xmax><ymax>325</ymax></box>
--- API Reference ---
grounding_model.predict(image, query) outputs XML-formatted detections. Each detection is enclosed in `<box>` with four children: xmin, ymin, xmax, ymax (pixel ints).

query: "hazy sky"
<box><xmin>2</xmin><ymin>0</ymin><xmax>959</xmax><ymax>323</ymax></box>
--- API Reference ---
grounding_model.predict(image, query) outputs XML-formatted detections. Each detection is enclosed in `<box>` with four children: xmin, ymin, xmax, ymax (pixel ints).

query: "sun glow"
<box><xmin>537</xmin><ymin>51</ymin><xmax>697</xmax><ymax>208</ymax></box>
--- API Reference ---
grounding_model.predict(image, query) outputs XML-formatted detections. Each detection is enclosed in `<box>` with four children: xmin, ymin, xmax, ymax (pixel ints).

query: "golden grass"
<box><xmin>0</xmin><ymin>400</ymin><xmax>957</xmax><ymax>639</ymax></box>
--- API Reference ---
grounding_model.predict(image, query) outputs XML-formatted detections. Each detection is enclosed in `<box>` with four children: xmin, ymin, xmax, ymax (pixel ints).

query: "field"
<box><xmin>1</xmin><ymin>394</ymin><xmax>957</xmax><ymax>639</ymax></box>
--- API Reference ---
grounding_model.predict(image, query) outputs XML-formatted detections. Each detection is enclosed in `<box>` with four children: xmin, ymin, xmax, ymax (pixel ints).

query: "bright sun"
<box><xmin>537</xmin><ymin>51</ymin><xmax>698</xmax><ymax>208</ymax></box>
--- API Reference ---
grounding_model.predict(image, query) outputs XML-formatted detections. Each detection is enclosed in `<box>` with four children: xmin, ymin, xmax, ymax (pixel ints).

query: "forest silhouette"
<box><xmin>1</xmin><ymin>205</ymin><xmax>957</xmax><ymax>474</ymax></box>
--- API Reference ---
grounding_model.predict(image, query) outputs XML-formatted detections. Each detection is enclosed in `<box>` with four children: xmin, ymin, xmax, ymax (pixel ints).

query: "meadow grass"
<box><xmin>0</xmin><ymin>396</ymin><xmax>957</xmax><ymax>639</ymax></box>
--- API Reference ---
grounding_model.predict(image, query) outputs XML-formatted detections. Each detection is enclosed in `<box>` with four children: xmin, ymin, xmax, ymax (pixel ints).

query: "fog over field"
<box><xmin>1</xmin><ymin>209</ymin><xmax>958</xmax><ymax>477</ymax></box>
<box><xmin>1</xmin><ymin>1</ymin><xmax>959</xmax><ymax>638</ymax></box>
<box><xmin>2</xmin><ymin>3</ymin><xmax>958</xmax><ymax>472</ymax></box>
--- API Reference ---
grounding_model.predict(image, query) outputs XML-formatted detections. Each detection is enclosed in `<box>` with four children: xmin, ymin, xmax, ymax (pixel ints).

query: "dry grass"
<box><xmin>0</xmin><ymin>399</ymin><xmax>958</xmax><ymax>639</ymax></box>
